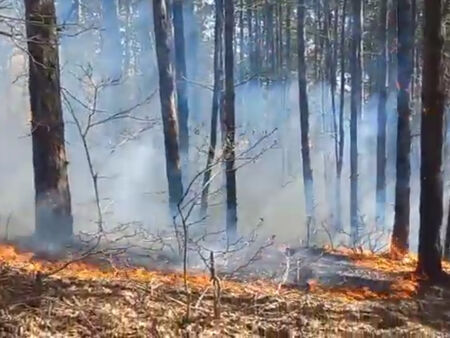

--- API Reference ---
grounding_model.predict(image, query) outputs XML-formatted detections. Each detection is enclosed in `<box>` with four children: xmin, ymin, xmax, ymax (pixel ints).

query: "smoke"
<box><xmin>0</xmin><ymin>0</ymin><xmax>444</xmax><ymax>254</ymax></box>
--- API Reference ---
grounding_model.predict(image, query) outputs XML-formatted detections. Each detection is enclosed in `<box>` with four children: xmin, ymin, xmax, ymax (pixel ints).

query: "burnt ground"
<box><xmin>0</xmin><ymin>245</ymin><xmax>449</xmax><ymax>337</ymax></box>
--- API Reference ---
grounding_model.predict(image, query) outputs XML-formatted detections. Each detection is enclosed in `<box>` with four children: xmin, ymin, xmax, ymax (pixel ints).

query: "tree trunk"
<box><xmin>392</xmin><ymin>0</ymin><xmax>413</xmax><ymax>255</ymax></box>
<box><xmin>298</xmin><ymin>0</ymin><xmax>315</xmax><ymax>246</ymax></box>
<box><xmin>201</xmin><ymin>0</ymin><xmax>224</xmax><ymax>215</ymax></box>
<box><xmin>285</xmin><ymin>1</ymin><xmax>292</xmax><ymax>73</ymax></box>
<box><xmin>24</xmin><ymin>0</ymin><xmax>73</xmax><ymax>244</ymax></box>
<box><xmin>376</xmin><ymin>0</ymin><xmax>388</xmax><ymax>230</ymax></box>
<box><xmin>336</xmin><ymin>0</ymin><xmax>347</xmax><ymax>232</ymax></box>
<box><xmin>224</xmin><ymin>0</ymin><xmax>237</xmax><ymax>241</ymax></box>
<box><xmin>417</xmin><ymin>0</ymin><xmax>445</xmax><ymax>279</ymax></box>
<box><xmin>277</xmin><ymin>1</ymin><xmax>283</xmax><ymax>76</ymax></box>
<box><xmin>350</xmin><ymin>0</ymin><xmax>362</xmax><ymax>243</ymax></box>
<box><xmin>255</xmin><ymin>5</ymin><xmax>262</xmax><ymax>73</ymax></box>
<box><xmin>101</xmin><ymin>0</ymin><xmax>122</xmax><ymax>79</ymax></box>
<box><xmin>152</xmin><ymin>0</ymin><xmax>184</xmax><ymax>213</ymax></box>
<box><xmin>172</xmin><ymin>0</ymin><xmax>190</xmax><ymax>159</ymax></box>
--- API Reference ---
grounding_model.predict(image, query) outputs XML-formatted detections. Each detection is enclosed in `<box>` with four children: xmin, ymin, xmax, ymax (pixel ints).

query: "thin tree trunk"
<box><xmin>350</xmin><ymin>0</ymin><xmax>362</xmax><ymax>243</ymax></box>
<box><xmin>417</xmin><ymin>0</ymin><xmax>445</xmax><ymax>279</ymax></box>
<box><xmin>298</xmin><ymin>0</ymin><xmax>315</xmax><ymax>246</ymax></box>
<box><xmin>173</xmin><ymin>0</ymin><xmax>190</xmax><ymax>159</ymax></box>
<box><xmin>201</xmin><ymin>0</ymin><xmax>224</xmax><ymax>215</ymax></box>
<box><xmin>392</xmin><ymin>0</ymin><xmax>413</xmax><ymax>255</ymax></box>
<box><xmin>153</xmin><ymin>0</ymin><xmax>184</xmax><ymax>213</ymax></box>
<box><xmin>277</xmin><ymin>2</ymin><xmax>283</xmax><ymax>76</ymax></box>
<box><xmin>255</xmin><ymin>5</ymin><xmax>262</xmax><ymax>73</ymax></box>
<box><xmin>329</xmin><ymin>0</ymin><xmax>338</xmax><ymax>231</ymax></box>
<box><xmin>336</xmin><ymin>0</ymin><xmax>347</xmax><ymax>232</ymax></box>
<box><xmin>376</xmin><ymin>0</ymin><xmax>388</xmax><ymax>230</ymax></box>
<box><xmin>410</xmin><ymin>0</ymin><xmax>416</xmax><ymax>99</ymax></box>
<box><xmin>24</xmin><ymin>0</ymin><xmax>73</xmax><ymax>244</ymax></box>
<box><xmin>224</xmin><ymin>0</ymin><xmax>237</xmax><ymax>241</ymax></box>
<box><xmin>285</xmin><ymin>1</ymin><xmax>292</xmax><ymax>73</ymax></box>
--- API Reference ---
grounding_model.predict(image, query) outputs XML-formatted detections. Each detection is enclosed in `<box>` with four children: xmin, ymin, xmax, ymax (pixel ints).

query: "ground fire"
<box><xmin>1</xmin><ymin>243</ymin><xmax>449</xmax><ymax>335</ymax></box>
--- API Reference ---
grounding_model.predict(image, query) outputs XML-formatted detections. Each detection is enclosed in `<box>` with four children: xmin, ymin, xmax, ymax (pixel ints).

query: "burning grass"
<box><xmin>0</xmin><ymin>243</ymin><xmax>449</xmax><ymax>336</ymax></box>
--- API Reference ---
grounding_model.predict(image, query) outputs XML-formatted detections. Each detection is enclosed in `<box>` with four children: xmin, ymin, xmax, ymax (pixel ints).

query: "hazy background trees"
<box><xmin>0</xmin><ymin>0</ymin><xmax>448</xmax><ymax>278</ymax></box>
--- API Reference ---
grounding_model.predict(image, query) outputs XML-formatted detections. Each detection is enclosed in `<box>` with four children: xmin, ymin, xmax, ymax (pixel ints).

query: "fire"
<box><xmin>0</xmin><ymin>244</ymin><xmax>276</xmax><ymax>296</ymax></box>
<box><xmin>1</xmin><ymin>243</ymin><xmax>448</xmax><ymax>303</ymax></box>
<box><xmin>317</xmin><ymin>246</ymin><xmax>450</xmax><ymax>301</ymax></box>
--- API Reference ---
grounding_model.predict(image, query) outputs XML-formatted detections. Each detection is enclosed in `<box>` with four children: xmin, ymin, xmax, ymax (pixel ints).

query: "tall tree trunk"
<box><xmin>255</xmin><ymin>5</ymin><xmax>262</xmax><ymax>73</ymax></box>
<box><xmin>152</xmin><ymin>0</ymin><xmax>184</xmax><ymax>213</ymax></box>
<box><xmin>376</xmin><ymin>0</ymin><xmax>388</xmax><ymax>230</ymax></box>
<box><xmin>224</xmin><ymin>0</ymin><xmax>237</xmax><ymax>241</ymax></box>
<box><xmin>350</xmin><ymin>0</ymin><xmax>362</xmax><ymax>242</ymax></box>
<box><xmin>392</xmin><ymin>0</ymin><xmax>413</xmax><ymax>255</ymax></box>
<box><xmin>417</xmin><ymin>0</ymin><xmax>445</xmax><ymax>279</ymax></box>
<box><xmin>329</xmin><ymin>0</ymin><xmax>338</xmax><ymax>231</ymax></box>
<box><xmin>101</xmin><ymin>0</ymin><xmax>122</xmax><ymax>79</ymax></box>
<box><xmin>173</xmin><ymin>0</ymin><xmax>190</xmax><ymax>159</ymax></box>
<box><xmin>336</xmin><ymin>0</ymin><xmax>347</xmax><ymax>232</ymax></box>
<box><xmin>298</xmin><ymin>0</ymin><xmax>315</xmax><ymax>246</ymax></box>
<box><xmin>410</xmin><ymin>0</ymin><xmax>416</xmax><ymax>99</ymax></box>
<box><xmin>24</xmin><ymin>0</ymin><xmax>73</xmax><ymax>244</ymax></box>
<box><xmin>201</xmin><ymin>0</ymin><xmax>224</xmax><ymax>215</ymax></box>
<box><xmin>278</xmin><ymin>1</ymin><xmax>283</xmax><ymax>76</ymax></box>
<box><xmin>285</xmin><ymin>1</ymin><xmax>292</xmax><ymax>73</ymax></box>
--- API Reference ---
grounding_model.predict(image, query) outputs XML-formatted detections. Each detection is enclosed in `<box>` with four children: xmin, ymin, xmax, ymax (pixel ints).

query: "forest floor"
<box><xmin>0</xmin><ymin>244</ymin><xmax>449</xmax><ymax>337</ymax></box>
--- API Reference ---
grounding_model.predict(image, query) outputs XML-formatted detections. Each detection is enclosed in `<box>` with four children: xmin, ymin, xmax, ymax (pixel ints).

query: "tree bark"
<box><xmin>392</xmin><ymin>0</ymin><xmax>413</xmax><ymax>255</ymax></box>
<box><xmin>376</xmin><ymin>0</ymin><xmax>388</xmax><ymax>230</ymax></box>
<box><xmin>239</xmin><ymin>0</ymin><xmax>244</xmax><ymax>79</ymax></box>
<box><xmin>24</xmin><ymin>0</ymin><xmax>73</xmax><ymax>244</ymax></box>
<box><xmin>350</xmin><ymin>0</ymin><xmax>362</xmax><ymax>242</ymax></box>
<box><xmin>298</xmin><ymin>0</ymin><xmax>315</xmax><ymax>246</ymax></box>
<box><xmin>172</xmin><ymin>0</ymin><xmax>190</xmax><ymax>158</ymax></box>
<box><xmin>152</xmin><ymin>0</ymin><xmax>184</xmax><ymax>213</ymax></box>
<box><xmin>224</xmin><ymin>0</ymin><xmax>237</xmax><ymax>241</ymax></box>
<box><xmin>417</xmin><ymin>0</ymin><xmax>445</xmax><ymax>279</ymax></box>
<box><xmin>201</xmin><ymin>0</ymin><xmax>224</xmax><ymax>215</ymax></box>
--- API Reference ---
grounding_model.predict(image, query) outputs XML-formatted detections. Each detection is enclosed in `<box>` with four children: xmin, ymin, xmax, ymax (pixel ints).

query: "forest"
<box><xmin>0</xmin><ymin>0</ymin><xmax>449</xmax><ymax>336</ymax></box>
